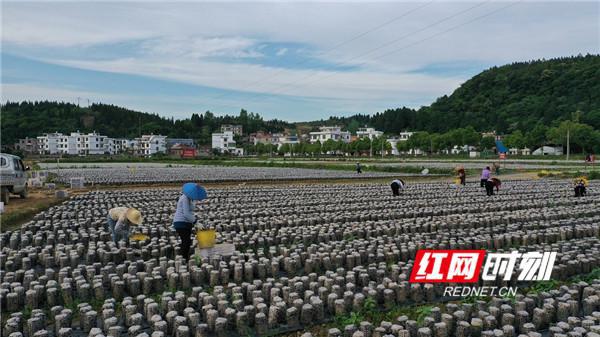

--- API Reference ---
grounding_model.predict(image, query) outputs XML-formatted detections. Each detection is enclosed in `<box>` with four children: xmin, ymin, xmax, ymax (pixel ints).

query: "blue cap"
<box><xmin>183</xmin><ymin>183</ymin><xmax>207</xmax><ymax>200</ymax></box>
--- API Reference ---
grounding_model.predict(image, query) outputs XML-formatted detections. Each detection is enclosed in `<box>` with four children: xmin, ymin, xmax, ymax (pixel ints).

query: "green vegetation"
<box><xmin>528</xmin><ymin>280</ymin><xmax>560</xmax><ymax>294</ymax></box>
<box><xmin>537</xmin><ymin>169</ymin><xmax>600</xmax><ymax>180</ymax></box>
<box><xmin>571</xmin><ymin>267</ymin><xmax>600</xmax><ymax>283</ymax></box>
<box><xmin>3</xmin><ymin>56</ymin><xmax>599</xmax><ymax>154</ymax></box>
<box><xmin>1</xmin><ymin>103</ymin><xmax>292</xmax><ymax>146</ymax></box>
<box><xmin>318</xmin><ymin>55</ymin><xmax>600</xmax><ymax>135</ymax></box>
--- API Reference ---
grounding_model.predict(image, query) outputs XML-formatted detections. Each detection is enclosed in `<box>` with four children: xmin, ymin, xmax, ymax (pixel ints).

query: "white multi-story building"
<box><xmin>398</xmin><ymin>131</ymin><xmax>413</xmax><ymax>141</ymax></box>
<box><xmin>83</xmin><ymin>132</ymin><xmax>109</xmax><ymax>155</ymax></box>
<box><xmin>387</xmin><ymin>138</ymin><xmax>401</xmax><ymax>156</ymax></box>
<box><xmin>386</xmin><ymin>132</ymin><xmax>414</xmax><ymax>155</ymax></box>
<box><xmin>309</xmin><ymin>126</ymin><xmax>351</xmax><ymax>144</ymax></box>
<box><xmin>35</xmin><ymin>132</ymin><xmax>166</xmax><ymax>156</ymax></box>
<box><xmin>113</xmin><ymin>139</ymin><xmax>133</xmax><ymax>154</ymax></box>
<box><xmin>356</xmin><ymin>127</ymin><xmax>383</xmax><ymax>140</ymax></box>
<box><xmin>220</xmin><ymin>124</ymin><xmax>243</xmax><ymax>136</ymax></box>
<box><xmin>37</xmin><ymin>133</ymin><xmax>63</xmax><ymax>154</ymax></box>
<box><xmin>135</xmin><ymin>134</ymin><xmax>167</xmax><ymax>156</ymax></box>
<box><xmin>276</xmin><ymin>135</ymin><xmax>300</xmax><ymax>149</ymax></box>
<box><xmin>212</xmin><ymin>131</ymin><xmax>244</xmax><ymax>155</ymax></box>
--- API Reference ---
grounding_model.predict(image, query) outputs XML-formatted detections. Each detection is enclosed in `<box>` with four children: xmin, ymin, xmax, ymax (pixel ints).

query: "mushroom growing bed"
<box><xmin>47</xmin><ymin>166</ymin><xmax>406</xmax><ymax>185</ymax></box>
<box><xmin>1</xmin><ymin>179</ymin><xmax>599</xmax><ymax>337</ymax></box>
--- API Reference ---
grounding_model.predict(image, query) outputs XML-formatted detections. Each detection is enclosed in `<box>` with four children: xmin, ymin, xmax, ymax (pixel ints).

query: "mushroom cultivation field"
<box><xmin>2</xmin><ymin>180</ymin><xmax>600</xmax><ymax>337</ymax></box>
<box><xmin>48</xmin><ymin>166</ymin><xmax>402</xmax><ymax>185</ymax></box>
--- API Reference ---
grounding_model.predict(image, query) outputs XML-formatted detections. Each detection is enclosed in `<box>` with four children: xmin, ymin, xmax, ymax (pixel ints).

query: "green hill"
<box><xmin>418</xmin><ymin>54</ymin><xmax>600</xmax><ymax>133</ymax></box>
<box><xmin>2</xmin><ymin>55</ymin><xmax>599</xmax><ymax>149</ymax></box>
<box><xmin>320</xmin><ymin>54</ymin><xmax>600</xmax><ymax>134</ymax></box>
<box><xmin>0</xmin><ymin>102</ymin><xmax>292</xmax><ymax>145</ymax></box>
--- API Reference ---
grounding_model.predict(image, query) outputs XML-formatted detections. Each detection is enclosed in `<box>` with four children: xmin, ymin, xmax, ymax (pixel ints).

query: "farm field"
<box><xmin>44</xmin><ymin>166</ymin><xmax>406</xmax><ymax>185</ymax></box>
<box><xmin>1</xmin><ymin>177</ymin><xmax>599</xmax><ymax>337</ymax></box>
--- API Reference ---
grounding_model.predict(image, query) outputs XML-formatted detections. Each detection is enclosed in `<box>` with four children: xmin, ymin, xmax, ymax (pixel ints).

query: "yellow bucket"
<box><xmin>196</xmin><ymin>229</ymin><xmax>216</xmax><ymax>249</ymax></box>
<box><xmin>130</xmin><ymin>233</ymin><xmax>149</xmax><ymax>241</ymax></box>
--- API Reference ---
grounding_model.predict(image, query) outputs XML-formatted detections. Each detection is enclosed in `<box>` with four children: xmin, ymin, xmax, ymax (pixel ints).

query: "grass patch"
<box><xmin>538</xmin><ymin>169</ymin><xmax>600</xmax><ymax>180</ymax></box>
<box><xmin>0</xmin><ymin>199</ymin><xmax>65</xmax><ymax>232</ymax></box>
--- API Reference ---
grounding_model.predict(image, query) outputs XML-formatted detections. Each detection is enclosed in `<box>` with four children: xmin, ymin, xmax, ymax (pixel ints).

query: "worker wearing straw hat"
<box><xmin>574</xmin><ymin>177</ymin><xmax>588</xmax><ymax>197</ymax></box>
<box><xmin>173</xmin><ymin>182</ymin><xmax>207</xmax><ymax>262</ymax></box>
<box><xmin>106</xmin><ymin>207</ymin><xmax>143</xmax><ymax>245</ymax></box>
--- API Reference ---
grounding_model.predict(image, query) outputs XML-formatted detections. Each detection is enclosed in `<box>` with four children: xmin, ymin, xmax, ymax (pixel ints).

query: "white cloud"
<box><xmin>1</xmin><ymin>84</ymin><xmax>108</xmax><ymax>105</ymax></box>
<box><xmin>48</xmin><ymin>56</ymin><xmax>462</xmax><ymax>101</ymax></box>
<box><xmin>140</xmin><ymin>36</ymin><xmax>262</xmax><ymax>59</ymax></box>
<box><xmin>1</xmin><ymin>1</ymin><xmax>598</xmax><ymax>117</ymax></box>
<box><xmin>276</xmin><ymin>48</ymin><xmax>288</xmax><ymax>56</ymax></box>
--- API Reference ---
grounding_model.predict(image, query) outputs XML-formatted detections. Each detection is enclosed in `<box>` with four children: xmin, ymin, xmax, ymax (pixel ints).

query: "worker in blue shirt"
<box><xmin>173</xmin><ymin>182</ymin><xmax>207</xmax><ymax>262</ymax></box>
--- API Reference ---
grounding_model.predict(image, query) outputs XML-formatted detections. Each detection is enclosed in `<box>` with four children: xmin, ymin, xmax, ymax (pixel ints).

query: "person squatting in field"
<box><xmin>173</xmin><ymin>182</ymin><xmax>208</xmax><ymax>262</ymax></box>
<box><xmin>106</xmin><ymin>207</ymin><xmax>143</xmax><ymax>245</ymax></box>
<box><xmin>574</xmin><ymin>179</ymin><xmax>587</xmax><ymax>197</ymax></box>
<box><xmin>390</xmin><ymin>179</ymin><xmax>405</xmax><ymax>196</ymax></box>
<box><xmin>485</xmin><ymin>177</ymin><xmax>502</xmax><ymax>196</ymax></box>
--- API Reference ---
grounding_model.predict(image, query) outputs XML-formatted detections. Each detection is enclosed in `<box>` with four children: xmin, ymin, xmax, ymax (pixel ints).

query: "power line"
<box><xmin>245</xmin><ymin>1</ymin><xmax>520</xmax><ymax>102</ymax></box>
<box><xmin>207</xmin><ymin>1</ymin><xmax>435</xmax><ymax>103</ymax></box>
<box><xmin>220</xmin><ymin>0</ymin><xmax>491</xmax><ymax>105</ymax></box>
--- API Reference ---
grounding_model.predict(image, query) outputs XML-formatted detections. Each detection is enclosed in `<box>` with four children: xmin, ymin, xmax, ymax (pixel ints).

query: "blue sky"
<box><xmin>1</xmin><ymin>1</ymin><xmax>598</xmax><ymax>121</ymax></box>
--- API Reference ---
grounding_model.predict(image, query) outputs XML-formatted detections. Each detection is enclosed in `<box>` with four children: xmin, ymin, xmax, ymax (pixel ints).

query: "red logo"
<box><xmin>409</xmin><ymin>250</ymin><xmax>486</xmax><ymax>283</ymax></box>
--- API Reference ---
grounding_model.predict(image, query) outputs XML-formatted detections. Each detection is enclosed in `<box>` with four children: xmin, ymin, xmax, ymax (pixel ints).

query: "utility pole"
<box><xmin>430</xmin><ymin>138</ymin><xmax>433</xmax><ymax>156</ymax></box>
<box><xmin>381</xmin><ymin>137</ymin><xmax>384</xmax><ymax>159</ymax></box>
<box><xmin>77</xmin><ymin>97</ymin><xmax>80</xmax><ymax>106</ymax></box>
<box><xmin>369</xmin><ymin>137</ymin><xmax>373</xmax><ymax>157</ymax></box>
<box><xmin>566</xmin><ymin>127</ymin><xmax>570</xmax><ymax>161</ymax></box>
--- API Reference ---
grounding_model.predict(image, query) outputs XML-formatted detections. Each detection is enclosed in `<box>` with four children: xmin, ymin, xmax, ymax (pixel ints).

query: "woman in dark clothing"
<box><xmin>457</xmin><ymin>167</ymin><xmax>466</xmax><ymax>185</ymax></box>
<box><xmin>485</xmin><ymin>178</ymin><xmax>501</xmax><ymax>196</ymax></box>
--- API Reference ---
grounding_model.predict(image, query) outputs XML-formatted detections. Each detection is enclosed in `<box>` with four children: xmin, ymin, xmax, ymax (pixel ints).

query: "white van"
<box><xmin>0</xmin><ymin>153</ymin><xmax>29</xmax><ymax>204</ymax></box>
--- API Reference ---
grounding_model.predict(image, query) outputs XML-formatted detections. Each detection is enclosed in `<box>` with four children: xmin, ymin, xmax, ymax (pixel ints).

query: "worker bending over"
<box><xmin>390</xmin><ymin>179</ymin><xmax>405</xmax><ymax>196</ymax></box>
<box><xmin>106</xmin><ymin>207</ymin><xmax>143</xmax><ymax>245</ymax></box>
<box><xmin>574</xmin><ymin>179</ymin><xmax>587</xmax><ymax>197</ymax></box>
<box><xmin>173</xmin><ymin>182</ymin><xmax>207</xmax><ymax>262</ymax></box>
<box><xmin>484</xmin><ymin>178</ymin><xmax>501</xmax><ymax>196</ymax></box>
<box><xmin>457</xmin><ymin>167</ymin><xmax>466</xmax><ymax>186</ymax></box>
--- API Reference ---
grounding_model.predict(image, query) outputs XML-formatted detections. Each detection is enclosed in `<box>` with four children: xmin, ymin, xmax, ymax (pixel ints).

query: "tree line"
<box><xmin>2</xmin><ymin>55</ymin><xmax>599</xmax><ymax>154</ymax></box>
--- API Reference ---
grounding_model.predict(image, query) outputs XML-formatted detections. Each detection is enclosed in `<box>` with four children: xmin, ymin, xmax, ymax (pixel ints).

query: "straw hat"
<box><xmin>126</xmin><ymin>208</ymin><xmax>143</xmax><ymax>225</ymax></box>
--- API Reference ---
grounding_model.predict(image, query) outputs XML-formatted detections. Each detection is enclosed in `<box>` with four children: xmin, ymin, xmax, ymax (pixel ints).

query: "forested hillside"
<box><xmin>316</xmin><ymin>54</ymin><xmax>600</xmax><ymax>134</ymax></box>
<box><xmin>2</xmin><ymin>55</ymin><xmax>599</xmax><ymax>147</ymax></box>
<box><xmin>0</xmin><ymin>102</ymin><xmax>292</xmax><ymax>145</ymax></box>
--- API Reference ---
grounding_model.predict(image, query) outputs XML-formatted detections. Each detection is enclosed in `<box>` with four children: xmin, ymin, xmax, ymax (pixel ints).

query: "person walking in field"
<box><xmin>390</xmin><ymin>179</ymin><xmax>405</xmax><ymax>196</ymax></box>
<box><xmin>173</xmin><ymin>182</ymin><xmax>207</xmax><ymax>262</ymax></box>
<box><xmin>106</xmin><ymin>207</ymin><xmax>143</xmax><ymax>245</ymax></box>
<box><xmin>356</xmin><ymin>162</ymin><xmax>362</xmax><ymax>174</ymax></box>
<box><xmin>480</xmin><ymin>166</ymin><xmax>491</xmax><ymax>187</ymax></box>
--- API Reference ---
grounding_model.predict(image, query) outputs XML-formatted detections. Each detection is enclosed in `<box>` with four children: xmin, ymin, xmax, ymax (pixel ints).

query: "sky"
<box><xmin>1</xmin><ymin>1</ymin><xmax>598</xmax><ymax>122</ymax></box>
